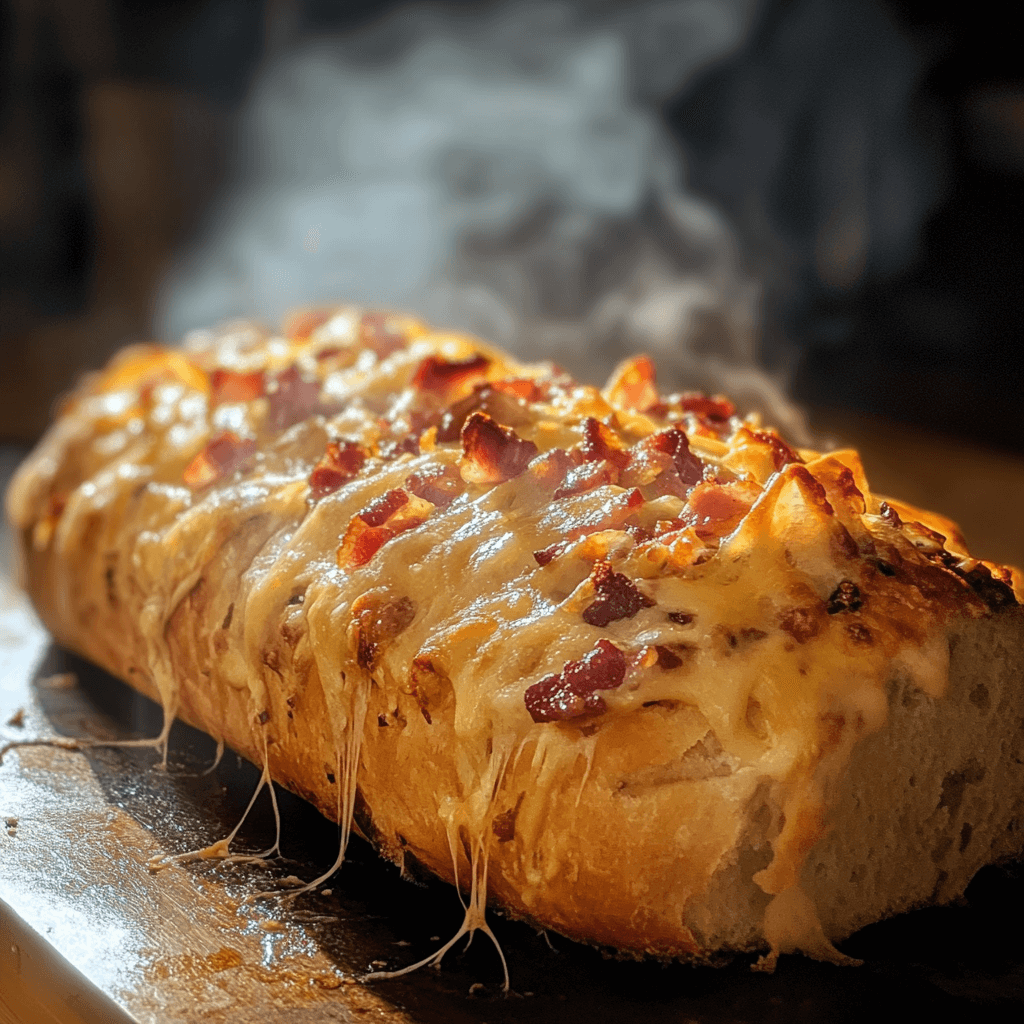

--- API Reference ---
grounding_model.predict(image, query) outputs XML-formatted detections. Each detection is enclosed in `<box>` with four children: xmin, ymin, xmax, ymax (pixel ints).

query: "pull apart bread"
<box><xmin>6</xmin><ymin>307</ymin><xmax>1024</xmax><ymax>969</ymax></box>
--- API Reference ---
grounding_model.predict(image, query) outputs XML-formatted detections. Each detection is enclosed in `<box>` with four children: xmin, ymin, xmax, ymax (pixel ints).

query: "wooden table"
<box><xmin>2</xmin><ymin>423</ymin><xmax>1023</xmax><ymax>1023</ymax></box>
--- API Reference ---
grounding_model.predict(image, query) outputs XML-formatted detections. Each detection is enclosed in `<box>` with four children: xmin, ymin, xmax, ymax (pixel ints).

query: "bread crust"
<box><xmin>7</xmin><ymin>307</ymin><xmax>1024</xmax><ymax>961</ymax></box>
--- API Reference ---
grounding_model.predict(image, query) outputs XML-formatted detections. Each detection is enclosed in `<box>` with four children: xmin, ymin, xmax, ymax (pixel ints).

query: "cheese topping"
<box><xmin>7</xmin><ymin>305</ymin><xmax>1021</xmax><ymax>968</ymax></box>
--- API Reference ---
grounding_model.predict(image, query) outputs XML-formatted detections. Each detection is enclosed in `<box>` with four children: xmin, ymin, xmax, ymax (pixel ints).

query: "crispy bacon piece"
<box><xmin>406</xmin><ymin>464</ymin><xmax>464</xmax><ymax>507</ymax></box>
<box><xmin>360</xmin><ymin>312</ymin><xmax>407</xmax><ymax>359</ymax></box>
<box><xmin>524</xmin><ymin>638</ymin><xmax>627</xmax><ymax>724</ymax></box>
<box><xmin>183</xmin><ymin>431</ymin><xmax>256</xmax><ymax>489</ymax></box>
<box><xmin>619</xmin><ymin>427</ymin><xmax>704</xmax><ymax>499</ymax></box>
<box><xmin>377</xmin><ymin>434</ymin><xmax>422</xmax><ymax>460</ymax></box>
<box><xmin>460</xmin><ymin>412</ymin><xmax>538</xmax><ymax>484</ymax></box>
<box><xmin>337</xmin><ymin>489</ymin><xmax>434</xmax><ymax>568</ymax></box>
<box><xmin>308</xmin><ymin>441</ymin><xmax>366</xmax><ymax>501</ymax></box>
<box><xmin>550</xmin><ymin>418</ymin><xmax>630</xmax><ymax>498</ymax></box>
<box><xmin>489</xmin><ymin>378</ymin><xmax>545</xmax><ymax>402</ymax></box>
<box><xmin>267</xmin><ymin>365</ymin><xmax>323</xmax><ymax>432</ymax></box>
<box><xmin>678</xmin><ymin>393</ymin><xmax>735</xmax><ymax>423</ymax></box>
<box><xmin>582</xmin><ymin>560</ymin><xmax>650</xmax><ymax>627</ymax></box>
<box><xmin>412</xmin><ymin>354</ymin><xmax>491</xmax><ymax>398</ymax></box>
<box><xmin>605</xmin><ymin>355</ymin><xmax>658</xmax><ymax>412</ymax></box>
<box><xmin>650</xmin><ymin>427</ymin><xmax>703</xmax><ymax>486</ymax></box>
<box><xmin>210</xmin><ymin>368</ymin><xmax>266</xmax><ymax>404</ymax></box>
<box><xmin>683</xmin><ymin>482</ymin><xmax>752</xmax><ymax>540</ymax></box>
<box><xmin>581</xmin><ymin>417</ymin><xmax>629</xmax><ymax>469</ymax></box>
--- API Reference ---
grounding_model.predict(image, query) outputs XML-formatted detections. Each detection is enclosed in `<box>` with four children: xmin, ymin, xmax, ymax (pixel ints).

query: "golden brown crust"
<box><xmin>7</xmin><ymin>306</ymin><xmax>1023</xmax><ymax>961</ymax></box>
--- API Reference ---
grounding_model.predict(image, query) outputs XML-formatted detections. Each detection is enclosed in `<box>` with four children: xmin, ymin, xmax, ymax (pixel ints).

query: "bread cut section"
<box><xmin>7</xmin><ymin>307</ymin><xmax>1023</xmax><ymax>963</ymax></box>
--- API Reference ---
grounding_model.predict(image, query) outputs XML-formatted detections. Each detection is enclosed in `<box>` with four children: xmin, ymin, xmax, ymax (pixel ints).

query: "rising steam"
<box><xmin>157</xmin><ymin>0</ymin><xmax>810</xmax><ymax>432</ymax></box>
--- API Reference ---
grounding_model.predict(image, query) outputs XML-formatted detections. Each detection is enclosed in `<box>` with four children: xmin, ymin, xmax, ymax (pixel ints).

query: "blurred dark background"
<box><xmin>1</xmin><ymin>0</ymin><xmax>1020</xmax><ymax>447</ymax></box>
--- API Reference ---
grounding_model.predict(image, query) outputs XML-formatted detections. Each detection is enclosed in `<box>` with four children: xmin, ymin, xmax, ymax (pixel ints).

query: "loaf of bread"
<box><xmin>6</xmin><ymin>306</ymin><xmax>1023</xmax><ymax>970</ymax></box>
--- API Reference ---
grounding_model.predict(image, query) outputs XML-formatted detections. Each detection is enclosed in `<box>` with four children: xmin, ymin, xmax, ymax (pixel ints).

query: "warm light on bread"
<box><xmin>6</xmin><ymin>307</ymin><xmax>1023</xmax><ymax>976</ymax></box>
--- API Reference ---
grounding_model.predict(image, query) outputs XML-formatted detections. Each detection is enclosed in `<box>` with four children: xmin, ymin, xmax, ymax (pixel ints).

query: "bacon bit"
<box><xmin>606</xmin><ymin>355</ymin><xmax>658</xmax><ymax>411</ymax></box>
<box><xmin>267</xmin><ymin>365</ymin><xmax>323</xmax><ymax>431</ymax></box>
<box><xmin>582</xmin><ymin>560</ymin><xmax>650</xmax><ymax>627</ymax></box>
<box><xmin>650</xmin><ymin>427</ymin><xmax>703</xmax><ymax>487</ymax></box>
<box><xmin>524</xmin><ymin>639</ymin><xmax>626</xmax><ymax>723</ymax></box>
<box><xmin>361</xmin><ymin>489</ymin><xmax>412</xmax><ymax>527</ymax></box>
<box><xmin>210</xmin><ymin>368</ymin><xmax>265</xmax><ymax>404</ymax></box>
<box><xmin>284</xmin><ymin>308</ymin><xmax>335</xmax><ymax>340</ymax></box>
<box><xmin>412</xmin><ymin>354</ymin><xmax>491</xmax><ymax>398</ymax></box>
<box><xmin>532</xmin><ymin>544</ymin><xmax>561</xmax><ymax>567</ymax></box>
<box><xmin>667</xmin><ymin>610</ymin><xmax>695</xmax><ymax>625</ymax></box>
<box><xmin>377</xmin><ymin>434</ymin><xmax>421</xmax><ymax>460</ymax></box>
<box><xmin>308</xmin><ymin>441</ymin><xmax>365</xmax><ymax>501</ymax></box>
<box><xmin>360</xmin><ymin>312</ymin><xmax>407</xmax><ymax>359</ymax></box>
<box><xmin>460</xmin><ymin>412</ymin><xmax>538</xmax><ymax>484</ymax></box>
<box><xmin>490</xmin><ymin>378</ymin><xmax>544</xmax><ymax>402</ymax></box>
<box><xmin>826</xmin><ymin>580</ymin><xmax>862</xmax><ymax>614</ymax></box>
<box><xmin>183</xmin><ymin>431</ymin><xmax>256</xmax><ymax>488</ymax></box>
<box><xmin>581</xmin><ymin>417</ymin><xmax>630</xmax><ymax>469</ymax></box>
<box><xmin>679</xmin><ymin>393</ymin><xmax>735</xmax><ymax>422</ymax></box>
<box><xmin>406</xmin><ymin>464</ymin><xmax>464</xmax><ymax>507</ymax></box>
<box><xmin>779</xmin><ymin>606</ymin><xmax>823</xmax><ymax>644</ymax></box>
<box><xmin>683</xmin><ymin>482</ymin><xmax>751</xmax><ymax>540</ymax></box>
<box><xmin>337</xmin><ymin>489</ymin><xmax>434</xmax><ymax>568</ymax></box>
<box><xmin>748</xmin><ymin>428</ymin><xmax>803</xmax><ymax>471</ymax></box>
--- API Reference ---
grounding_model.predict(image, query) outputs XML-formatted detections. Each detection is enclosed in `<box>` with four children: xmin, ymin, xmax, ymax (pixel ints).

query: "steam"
<box><xmin>157</xmin><ymin>0</ymin><xmax>808</xmax><ymax>432</ymax></box>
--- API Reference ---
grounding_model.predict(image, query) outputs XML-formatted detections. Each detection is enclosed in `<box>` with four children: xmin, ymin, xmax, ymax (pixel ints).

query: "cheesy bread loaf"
<box><xmin>6</xmin><ymin>307</ymin><xmax>1024</xmax><ymax>968</ymax></box>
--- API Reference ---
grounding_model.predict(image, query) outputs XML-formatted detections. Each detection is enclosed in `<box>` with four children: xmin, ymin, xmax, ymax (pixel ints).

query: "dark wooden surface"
<box><xmin>2</xmin><ymin>431</ymin><xmax>1024</xmax><ymax>1023</ymax></box>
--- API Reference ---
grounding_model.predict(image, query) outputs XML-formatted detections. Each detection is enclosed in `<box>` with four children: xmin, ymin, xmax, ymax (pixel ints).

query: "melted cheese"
<box><xmin>6</xmin><ymin>304</ymin><xmax>1015</xmax><ymax>970</ymax></box>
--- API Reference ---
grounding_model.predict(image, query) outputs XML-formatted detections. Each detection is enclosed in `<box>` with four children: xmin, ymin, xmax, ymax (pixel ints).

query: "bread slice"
<box><xmin>6</xmin><ymin>306</ymin><xmax>1023</xmax><ymax>969</ymax></box>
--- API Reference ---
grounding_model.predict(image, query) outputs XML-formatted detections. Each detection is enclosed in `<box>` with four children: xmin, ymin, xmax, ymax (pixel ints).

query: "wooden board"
<box><xmin>2</xmin><ymin>432</ymin><xmax>1024</xmax><ymax>1023</ymax></box>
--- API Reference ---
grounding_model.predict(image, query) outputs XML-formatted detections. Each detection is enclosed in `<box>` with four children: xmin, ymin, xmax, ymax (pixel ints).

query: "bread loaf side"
<box><xmin>7</xmin><ymin>307</ymin><xmax>1023</xmax><ymax>963</ymax></box>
